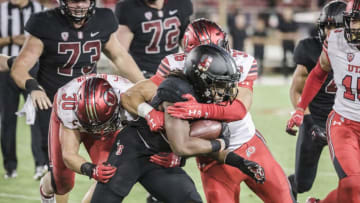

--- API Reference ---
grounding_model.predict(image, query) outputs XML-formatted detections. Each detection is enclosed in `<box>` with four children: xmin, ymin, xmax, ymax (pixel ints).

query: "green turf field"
<box><xmin>0</xmin><ymin>83</ymin><xmax>338</xmax><ymax>203</ymax></box>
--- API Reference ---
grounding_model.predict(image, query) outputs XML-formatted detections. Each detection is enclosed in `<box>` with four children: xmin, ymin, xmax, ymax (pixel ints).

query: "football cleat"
<box><xmin>306</xmin><ymin>197</ymin><xmax>320</xmax><ymax>203</ymax></box>
<box><xmin>4</xmin><ymin>170</ymin><xmax>17</xmax><ymax>179</ymax></box>
<box><xmin>34</xmin><ymin>165</ymin><xmax>48</xmax><ymax>180</ymax></box>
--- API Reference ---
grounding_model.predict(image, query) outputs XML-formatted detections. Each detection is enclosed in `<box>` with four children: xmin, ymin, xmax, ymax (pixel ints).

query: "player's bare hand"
<box><xmin>286</xmin><ymin>109</ymin><xmax>304</xmax><ymax>136</ymax></box>
<box><xmin>30</xmin><ymin>90</ymin><xmax>52</xmax><ymax>110</ymax></box>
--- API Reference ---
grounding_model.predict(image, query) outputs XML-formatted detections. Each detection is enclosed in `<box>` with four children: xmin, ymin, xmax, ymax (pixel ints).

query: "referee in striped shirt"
<box><xmin>0</xmin><ymin>0</ymin><xmax>46</xmax><ymax>179</ymax></box>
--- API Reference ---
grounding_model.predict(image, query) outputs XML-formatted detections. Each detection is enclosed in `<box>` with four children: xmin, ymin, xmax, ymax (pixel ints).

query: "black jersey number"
<box><xmin>342</xmin><ymin>75</ymin><xmax>360</xmax><ymax>101</ymax></box>
<box><xmin>57</xmin><ymin>40</ymin><xmax>101</xmax><ymax>76</ymax></box>
<box><xmin>141</xmin><ymin>16</ymin><xmax>181</xmax><ymax>54</ymax></box>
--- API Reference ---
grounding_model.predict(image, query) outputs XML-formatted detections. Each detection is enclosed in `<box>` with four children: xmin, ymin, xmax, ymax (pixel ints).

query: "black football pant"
<box><xmin>0</xmin><ymin>72</ymin><xmax>47</xmax><ymax>172</ymax></box>
<box><xmin>91</xmin><ymin>125</ymin><xmax>202</xmax><ymax>203</ymax></box>
<box><xmin>290</xmin><ymin>116</ymin><xmax>327</xmax><ymax>198</ymax></box>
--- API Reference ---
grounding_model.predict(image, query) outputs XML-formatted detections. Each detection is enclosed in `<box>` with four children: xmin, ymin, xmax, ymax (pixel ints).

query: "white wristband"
<box><xmin>137</xmin><ymin>102</ymin><xmax>154</xmax><ymax>118</ymax></box>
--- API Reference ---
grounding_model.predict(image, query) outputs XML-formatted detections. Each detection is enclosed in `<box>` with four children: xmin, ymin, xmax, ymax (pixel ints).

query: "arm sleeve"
<box><xmin>297</xmin><ymin>61</ymin><xmax>329</xmax><ymax>110</ymax></box>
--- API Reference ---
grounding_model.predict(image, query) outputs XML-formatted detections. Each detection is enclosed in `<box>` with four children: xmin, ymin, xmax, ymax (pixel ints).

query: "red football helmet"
<box><xmin>182</xmin><ymin>18</ymin><xmax>229</xmax><ymax>54</ymax></box>
<box><xmin>344</xmin><ymin>0</ymin><xmax>360</xmax><ymax>44</ymax></box>
<box><xmin>76</xmin><ymin>77</ymin><xmax>120</xmax><ymax>138</ymax></box>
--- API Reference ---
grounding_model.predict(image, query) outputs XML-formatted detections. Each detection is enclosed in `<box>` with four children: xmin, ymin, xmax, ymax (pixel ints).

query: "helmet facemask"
<box><xmin>194</xmin><ymin>69</ymin><xmax>239</xmax><ymax>104</ymax></box>
<box><xmin>317</xmin><ymin>0</ymin><xmax>346</xmax><ymax>43</ymax></box>
<box><xmin>344</xmin><ymin>0</ymin><xmax>360</xmax><ymax>45</ymax></box>
<box><xmin>60</xmin><ymin>0</ymin><xmax>95</xmax><ymax>23</ymax></box>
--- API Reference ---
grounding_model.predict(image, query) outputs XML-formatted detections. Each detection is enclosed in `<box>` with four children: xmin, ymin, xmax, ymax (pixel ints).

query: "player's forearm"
<box><xmin>112</xmin><ymin>54</ymin><xmax>144</xmax><ymax>83</ymax></box>
<box><xmin>121</xmin><ymin>79</ymin><xmax>157</xmax><ymax>116</ymax></box>
<box><xmin>165</xmin><ymin>113</ymin><xmax>222</xmax><ymax>156</ymax></box>
<box><xmin>0</xmin><ymin>36</ymin><xmax>12</xmax><ymax>47</ymax></box>
<box><xmin>62</xmin><ymin>153</ymin><xmax>88</xmax><ymax>174</ymax></box>
<box><xmin>10</xmin><ymin>61</ymin><xmax>34</xmax><ymax>89</ymax></box>
<box><xmin>297</xmin><ymin>61</ymin><xmax>328</xmax><ymax>110</ymax></box>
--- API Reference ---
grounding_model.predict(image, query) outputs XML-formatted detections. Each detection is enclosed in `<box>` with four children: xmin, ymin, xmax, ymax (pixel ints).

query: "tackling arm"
<box><xmin>163</xmin><ymin>101</ymin><xmax>225</xmax><ymax>157</ymax></box>
<box><xmin>120</xmin><ymin>79</ymin><xmax>158</xmax><ymax>115</ymax></box>
<box><xmin>167</xmin><ymin>86</ymin><xmax>251</xmax><ymax>122</ymax></box>
<box><xmin>103</xmin><ymin>31</ymin><xmax>144</xmax><ymax>83</ymax></box>
<box><xmin>60</xmin><ymin>124</ymin><xmax>86</xmax><ymax>174</ymax></box>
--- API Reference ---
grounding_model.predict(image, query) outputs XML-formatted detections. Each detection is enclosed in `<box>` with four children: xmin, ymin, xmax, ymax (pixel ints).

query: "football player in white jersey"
<box><xmin>40</xmin><ymin>74</ymin><xmax>204</xmax><ymax>203</ymax></box>
<box><xmin>39</xmin><ymin>74</ymin><xmax>134</xmax><ymax>203</ymax></box>
<box><xmin>121</xmin><ymin>18</ymin><xmax>295</xmax><ymax>203</ymax></box>
<box><xmin>287</xmin><ymin>1</ymin><xmax>360</xmax><ymax>202</ymax></box>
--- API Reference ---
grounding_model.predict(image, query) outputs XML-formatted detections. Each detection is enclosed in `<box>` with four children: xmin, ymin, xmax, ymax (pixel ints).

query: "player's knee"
<box><xmin>340</xmin><ymin>175</ymin><xmax>360</xmax><ymax>195</ymax></box>
<box><xmin>56</xmin><ymin>179</ymin><xmax>75</xmax><ymax>195</ymax></box>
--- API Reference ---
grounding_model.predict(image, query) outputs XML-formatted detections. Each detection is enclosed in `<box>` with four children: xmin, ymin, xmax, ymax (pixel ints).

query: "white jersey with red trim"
<box><xmin>55</xmin><ymin>74</ymin><xmax>135</xmax><ymax>131</ymax></box>
<box><xmin>325</xmin><ymin>28</ymin><xmax>360</xmax><ymax>122</ymax></box>
<box><xmin>152</xmin><ymin>49</ymin><xmax>258</xmax><ymax>150</ymax></box>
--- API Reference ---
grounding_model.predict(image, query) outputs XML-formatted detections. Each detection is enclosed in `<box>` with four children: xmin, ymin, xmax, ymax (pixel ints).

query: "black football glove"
<box><xmin>218</xmin><ymin>122</ymin><xmax>230</xmax><ymax>149</ymax></box>
<box><xmin>311</xmin><ymin>124</ymin><xmax>327</xmax><ymax>145</ymax></box>
<box><xmin>240</xmin><ymin>159</ymin><xmax>265</xmax><ymax>184</ymax></box>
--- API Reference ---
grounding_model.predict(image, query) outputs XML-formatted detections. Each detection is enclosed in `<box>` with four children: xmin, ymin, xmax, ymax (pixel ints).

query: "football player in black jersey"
<box><xmin>115</xmin><ymin>0</ymin><xmax>193</xmax><ymax>77</ymax></box>
<box><xmin>286</xmin><ymin>1</ymin><xmax>346</xmax><ymax>200</ymax></box>
<box><xmin>9</xmin><ymin>0</ymin><xmax>144</xmax><ymax>202</ymax></box>
<box><xmin>91</xmin><ymin>45</ymin><xmax>265</xmax><ymax>203</ymax></box>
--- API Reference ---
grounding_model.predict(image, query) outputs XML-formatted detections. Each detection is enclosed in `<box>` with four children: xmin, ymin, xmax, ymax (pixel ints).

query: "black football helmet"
<box><xmin>318</xmin><ymin>0</ymin><xmax>346</xmax><ymax>42</ymax></box>
<box><xmin>184</xmin><ymin>44</ymin><xmax>240</xmax><ymax>104</ymax></box>
<box><xmin>59</xmin><ymin>0</ymin><xmax>96</xmax><ymax>23</ymax></box>
<box><xmin>344</xmin><ymin>0</ymin><xmax>360</xmax><ymax>45</ymax></box>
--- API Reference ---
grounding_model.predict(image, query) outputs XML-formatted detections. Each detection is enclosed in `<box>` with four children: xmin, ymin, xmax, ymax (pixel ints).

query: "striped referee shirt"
<box><xmin>0</xmin><ymin>0</ymin><xmax>44</xmax><ymax>56</ymax></box>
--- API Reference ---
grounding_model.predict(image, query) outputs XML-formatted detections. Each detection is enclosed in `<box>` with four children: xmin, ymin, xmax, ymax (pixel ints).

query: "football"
<box><xmin>190</xmin><ymin>120</ymin><xmax>222</xmax><ymax>140</ymax></box>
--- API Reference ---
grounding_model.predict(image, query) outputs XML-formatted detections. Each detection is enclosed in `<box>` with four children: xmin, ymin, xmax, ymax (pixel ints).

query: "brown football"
<box><xmin>190</xmin><ymin>120</ymin><xmax>222</xmax><ymax>140</ymax></box>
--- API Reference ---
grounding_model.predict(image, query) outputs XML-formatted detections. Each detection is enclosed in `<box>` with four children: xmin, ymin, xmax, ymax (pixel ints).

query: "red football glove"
<box><xmin>286</xmin><ymin>109</ymin><xmax>305</xmax><ymax>136</ymax></box>
<box><xmin>145</xmin><ymin>109</ymin><xmax>164</xmax><ymax>132</ymax></box>
<box><xmin>149</xmin><ymin>152</ymin><xmax>182</xmax><ymax>168</ymax></box>
<box><xmin>92</xmin><ymin>163</ymin><xmax>117</xmax><ymax>183</ymax></box>
<box><xmin>167</xmin><ymin>94</ymin><xmax>207</xmax><ymax>119</ymax></box>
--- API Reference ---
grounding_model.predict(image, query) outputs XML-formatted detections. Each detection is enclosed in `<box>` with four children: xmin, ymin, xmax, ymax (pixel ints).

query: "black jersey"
<box><xmin>115</xmin><ymin>0</ymin><xmax>193</xmax><ymax>73</ymax></box>
<box><xmin>131</xmin><ymin>76</ymin><xmax>196</xmax><ymax>152</ymax></box>
<box><xmin>294</xmin><ymin>37</ymin><xmax>336</xmax><ymax>123</ymax></box>
<box><xmin>25</xmin><ymin>7</ymin><xmax>118</xmax><ymax>100</ymax></box>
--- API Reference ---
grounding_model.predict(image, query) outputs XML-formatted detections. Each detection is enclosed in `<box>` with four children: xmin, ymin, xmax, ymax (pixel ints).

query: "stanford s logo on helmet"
<box><xmin>59</xmin><ymin>0</ymin><xmax>96</xmax><ymax>23</ymax></box>
<box><xmin>318</xmin><ymin>0</ymin><xmax>346</xmax><ymax>42</ymax></box>
<box><xmin>76</xmin><ymin>77</ymin><xmax>120</xmax><ymax>138</ymax></box>
<box><xmin>344</xmin><ymin>0</ymin><xmax>360</xmax><ymax>45</ymax></box>
<box><xmin>184</xmin><ymin>44</ymin><xmax>240</xmax><ymax>104</ymax></box>
<box><xmin>182</xmin><ymin>18</ymin><xmax>229</xmax><ymax>54</ymax></box>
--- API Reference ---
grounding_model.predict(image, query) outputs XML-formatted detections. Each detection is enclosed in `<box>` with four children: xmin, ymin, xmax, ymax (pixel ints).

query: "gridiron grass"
<box><xmin>0</xmin><ymin>83</ymin><xmax>338</xmax><ymax>203</ymax></box>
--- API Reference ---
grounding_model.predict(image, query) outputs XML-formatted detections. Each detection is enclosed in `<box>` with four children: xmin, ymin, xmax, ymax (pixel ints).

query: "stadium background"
<box><xmin>0</xmin><ymin>0</ymin><xmax>341</xmax><ymax>202</ymax></box>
